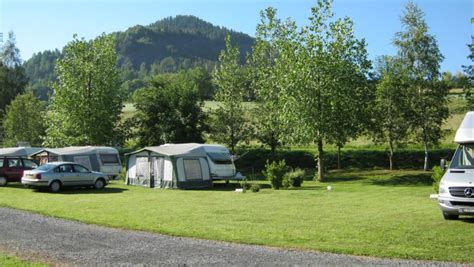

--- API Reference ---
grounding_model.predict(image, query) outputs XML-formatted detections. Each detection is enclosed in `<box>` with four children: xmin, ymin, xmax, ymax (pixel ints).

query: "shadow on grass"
<box><xmin>324</xmin><ymin>175</ymin><xmax>365</xmax><ymax>183</ymax></box>
<box><xmin>369</xmin><ymin>173</ymin><xmax>433</xmax><ymax>186</ymax></box>
<box><xmin>34</xmin><ymin>187</ymin><xmax>128</xmax><ymax>195</ymax></box>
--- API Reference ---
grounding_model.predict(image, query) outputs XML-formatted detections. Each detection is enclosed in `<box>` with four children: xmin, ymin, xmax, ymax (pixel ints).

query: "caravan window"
<box><xmin>184</xmin><ymin>159</ymin><xmax>202</xmax><ymax>180</ymax></box>
<box><xmin>100</xmin><ymin>154</ymin><xmax>119</xmax><ymax>164</ymax></box>
<box><xmin>207</xmin><ymin>152</ymin><xmax>232</xmax><ymax>164</ymax></box>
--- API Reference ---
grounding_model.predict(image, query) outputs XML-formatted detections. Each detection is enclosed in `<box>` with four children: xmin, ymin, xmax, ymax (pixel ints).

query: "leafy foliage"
<box><xmin>431</xmin><ymin>165</ymin><xmax>446</xmax><ymax>193</ymax></box>
<box><xmin>394</xmin><ymin>1</ymin><xmax>448</xmax><ymax>171</ymax></box>
<box><xmin>211</xmin><ymin>35</ymin><xmax>252</xmax><ymax>153</ymax></box>
<box><xmin>463</xmin><ymin>38</ymin><xmax>474</xmax><ymax>109</ymax></box>
<box><xmin>371</xmin><ymin>56</ymin><xmax>411</xmax><ymax>170</ymax></box>
<box><xmin>282</xmin><ymin>168</ymin><xmax>305</xmax><ymax>188</ymax></box>
<box><xmin>262</xmin><ymin>160</ymin><xmax>289</xmax><ymax>189</ymax></box>
<box><xmin>129</xmin><ymin>74</ymin><xmax>207</xmax><ymax>147</ymax></box>
<box><xmin>44</xmin><ymin>34</ymin><xmax>124</xmax><ymax>147</ymax></box>
<box><xmin>2</xmin><ymin>92</ymin><xmax>46</xmax><ymax>147</ymax></box>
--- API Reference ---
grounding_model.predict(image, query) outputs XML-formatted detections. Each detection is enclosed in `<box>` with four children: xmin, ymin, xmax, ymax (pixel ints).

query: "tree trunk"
<box><xmin>423</xmin><ymin>141</ymin><xmax>429</xmax><ymax>171</ymax></box>
<box><xmin>317</xmin><ymin>139</ymin><xmax>325</xmax><ymax>182</ymax></box>
<box><xmin>337</xmin><ymin>145</ymin><xmax>341</xmax><ymax>170</ymax></box>
<box><xmin>388</xmin><ymin>140</ymin><xmax>394</xmax><ymax>171</ymax></box>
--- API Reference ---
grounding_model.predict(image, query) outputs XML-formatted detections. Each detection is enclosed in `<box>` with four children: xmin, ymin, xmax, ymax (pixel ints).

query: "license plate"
<box><xmin>459</xmin><ymin>208</ymin><xmax>474</xmax><ymax>213</ymax></box>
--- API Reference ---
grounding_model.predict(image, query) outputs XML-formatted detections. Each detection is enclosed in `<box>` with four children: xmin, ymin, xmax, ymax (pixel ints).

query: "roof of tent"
<box><xmin>0</xmin><ymin>147</ymin><xmax>43</xmax><ymax>157</ymax></box>
<box><xmin>455</xmin><ymin>111</ymin><xmax>474</xmax><ymax>143</ymax></box>
<box><xmin>127</xmin><ymin>143</ymin><xmax>224</xmax><ymax>157</ymax></box>
<box><xmin>30</xmin><ymin>146</ymin><xmax>118</xmax><ymax>156</ymax></box>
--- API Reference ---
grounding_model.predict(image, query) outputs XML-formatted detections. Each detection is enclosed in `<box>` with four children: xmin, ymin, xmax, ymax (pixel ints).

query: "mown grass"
<box><xmin>0</xmin><ymin>169</ymin><xmax>472</xmax><ymax>263</ymax></box>
<box><xmin>0</xmin><ymin>253</ymin><xmax>46</xmax><ymax>267</ymax></box>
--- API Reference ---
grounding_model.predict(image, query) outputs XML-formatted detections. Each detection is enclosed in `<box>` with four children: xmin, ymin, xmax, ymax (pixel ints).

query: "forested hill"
<box><xmin>24</xmin><ymin>15</ymin><xmax>255</xmax><ymax>100</ymax></box>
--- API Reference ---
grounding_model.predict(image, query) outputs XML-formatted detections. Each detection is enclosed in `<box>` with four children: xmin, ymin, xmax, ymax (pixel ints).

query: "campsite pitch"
<box><xmin>0</xmin><ymin>169</ymin><xmax>472</xmax><ymax>263</ymax></box>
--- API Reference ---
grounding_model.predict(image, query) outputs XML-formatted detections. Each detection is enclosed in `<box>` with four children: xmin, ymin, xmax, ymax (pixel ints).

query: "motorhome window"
<box><xmin>100</xmin><ymin>154</ymin><xmax>119</xmax><ymax>164</ymax></box>
<box><xmin>450</xmin><ymin>144</ymin><xmax>474</xmax><ymax>169</ymax></box>
<box><xmin>184</xmin><ymin>159</ymin><xmax>202</xmax><ymax>180</ymax></box>
<box><xmin>207</xmin><ymin>152</ymin><xmax>232</xmax><ymax>164</ymax></box>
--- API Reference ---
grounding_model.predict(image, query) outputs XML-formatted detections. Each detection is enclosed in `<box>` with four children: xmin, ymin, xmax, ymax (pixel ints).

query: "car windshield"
<box><xmin>450</xmin><ymin>144</ymin><xmax>474</xmax><ymax>169</ymax></box>
<box><xmin>36</xmin><ymin>164</ymin><xmax>55</xmax><ymax>171</ymax></box>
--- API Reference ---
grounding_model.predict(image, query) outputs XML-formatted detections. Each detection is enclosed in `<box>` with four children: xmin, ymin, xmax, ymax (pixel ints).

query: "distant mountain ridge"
<box><xmin>24</xmin><ymin>15</ymin><xmax>255</xmax><ymax>99</ymax></box>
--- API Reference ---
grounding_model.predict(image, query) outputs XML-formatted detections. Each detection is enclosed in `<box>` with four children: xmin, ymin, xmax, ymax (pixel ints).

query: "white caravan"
<box><xmin>30</xmin><ymin>146</ymin><xmax>122</xmax><ymax>179</ymax></box>
<box><xmin>438</xmin><ymin>111</ymin><xmax>474</xmax><ymax>220</ymax></box>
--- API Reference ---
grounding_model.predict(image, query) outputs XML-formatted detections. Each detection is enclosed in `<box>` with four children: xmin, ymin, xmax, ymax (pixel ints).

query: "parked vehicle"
<box><xmin>30</xmin><ymin>146</ymin><xmax>122</xmax><ymax>179</ymax></box>
<box><xmin>0</xmin><ymin>156</ymin><xmax>39</xmax><ymax>186</ymax></box>
<box><xmin>438</xmin><ymin>111</ymin><xmax>474</xmax><ymax>220</ymax></box>
<box><xmin>21</xmin><ymin>161</ymin><xmax>109</xmax><ymax>193</ymax></box>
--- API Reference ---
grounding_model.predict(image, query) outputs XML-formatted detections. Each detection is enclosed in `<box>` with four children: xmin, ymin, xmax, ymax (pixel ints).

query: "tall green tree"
<box><xmin>3</xmin><ymin>92</ymin><xmax>46</xmax><ymax>147</ymax></box>
<box><xmin>249</xmin><ymin>7</ymin><xmax>289</xmax><ymax>156</ymax></box>
<box><xmin>44</xmin><ymin>34</ymin><xmax>124</xmax><ymax>147</ymax></box>
<box><xmin>463</xmin><ymin>38</ymin><xmax>474</xmax><ymax>109</ymax></box>
<box><xmin>372</xmin><ymin>56</ymin><xmax>410</xmax><ymax>170</ymax></box>
<box><xmin>394</xmin><ymin>1</ymin><xmax>448</xmax><ymax>171</ymax></box>
<box><xmin>130</xmin><ymin>74</ymin><xmax>207</xmax><ymax>147</ymax></box>
<box><xmin>211</xmin><ymin>35</ymin><xmax>251</xmax><ymax>153</ymax></box>
<box><xmin>276</xmin><ymin>0</ymin><xmax>371</xmax><ymax>181</ymax></box>
<box><xmin>0</xmin><ymin>31</ymin><xmax>28</xmax><ymax>114</ymax></box>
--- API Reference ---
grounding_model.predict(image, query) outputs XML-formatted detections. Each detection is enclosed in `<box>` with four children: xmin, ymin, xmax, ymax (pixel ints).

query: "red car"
<box><xmin>0</xmin><ymin>157</ymin><xmax>39</xmax><ymax>186</ymax></box>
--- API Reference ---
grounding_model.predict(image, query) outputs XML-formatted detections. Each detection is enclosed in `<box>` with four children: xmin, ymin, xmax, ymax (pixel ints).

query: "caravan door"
<box><xmin>152</xmin><ymin>157</ymin><xmax>164</xmax><ymax>188</ymax></box>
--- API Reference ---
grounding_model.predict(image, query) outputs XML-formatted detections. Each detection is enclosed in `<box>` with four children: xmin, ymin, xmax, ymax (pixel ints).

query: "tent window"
<box><xmin>100</xmin><ymin>154</ymin><xmax>119</xmax><ymax>164</ymax></box>
<box><xmin>153</xmin><ymin>157</ymin><xmax>164</xmax><ymax>180</ymax></box>
<box><xmin>136</xmin><ymin>157</ymin><xmax>149</xmax><ymax>179</ymax></box>
<box><xmin>207</xmin><ymin>152</ymin><xmax>232</xmax><ymax>164</ymax></box>
<box><xmin>184</xmin><ymin>159</ymin><xmax>202</xmax><ymax>180</ymax></box>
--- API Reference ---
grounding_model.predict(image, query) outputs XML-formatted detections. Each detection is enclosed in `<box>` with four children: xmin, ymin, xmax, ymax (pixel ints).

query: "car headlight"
<box><xmin>439</xmin><ymin>182</ymin><xmax>447</xmax><ymax>194</ymax></box>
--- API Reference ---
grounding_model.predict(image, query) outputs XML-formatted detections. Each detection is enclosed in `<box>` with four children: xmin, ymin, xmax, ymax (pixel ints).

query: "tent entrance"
<box><xmin>152</xmin><ymin>157</ymin><xmax>164</xmax><ymax>188</ymax></box>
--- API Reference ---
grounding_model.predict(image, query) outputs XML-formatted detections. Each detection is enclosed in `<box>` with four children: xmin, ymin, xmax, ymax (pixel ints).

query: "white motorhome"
<box><xmin>438</xmin><ymin>112</ymin><xmax>474</xmax><ymax>220</ymax></box>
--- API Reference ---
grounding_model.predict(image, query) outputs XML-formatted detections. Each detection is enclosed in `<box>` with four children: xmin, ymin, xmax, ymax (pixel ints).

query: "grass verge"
<box><xmin>0</xmin><ymin>253</ymin><xmax>46</xmax><ymax>267</ymax></box>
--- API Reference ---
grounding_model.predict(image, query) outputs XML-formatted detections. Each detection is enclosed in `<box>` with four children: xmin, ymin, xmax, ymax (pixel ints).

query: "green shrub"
<box><xmin>250</xmin><ymin>184</ymin><xmax>260</xmax><ymax>192</ymax></box>
<box><xmin>240</xmin><ymin>179</ymin><xmax>252</xmax><ymax>191</ymax></box>
<box><xmin>432</xmin><ymin>165</ymin><xmax>446</xmax><ymax>193</ymax></box>
<box><xmin>262</xmin><ymin>160</ymin><xmax>288</xmax><ymax>189</ymax></box>
<box><xmin>283</xmin><ymin>168</ymin><xmax>305</xmax><ymax>188</ymax></box>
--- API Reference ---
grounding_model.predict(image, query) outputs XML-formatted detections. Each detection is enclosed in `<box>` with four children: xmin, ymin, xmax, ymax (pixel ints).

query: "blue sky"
<box><xmin>0</xmin><ymin>0</ymin><xmax>472</xmax><ymax>73</ymax></box>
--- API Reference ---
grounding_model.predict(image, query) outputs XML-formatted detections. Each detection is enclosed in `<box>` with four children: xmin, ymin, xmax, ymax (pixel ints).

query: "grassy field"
<box><xmin>122</xmin><ymin>94</ymin><xmax>469</xmax><ymax>149</ymax></box>
<box><xmin>0</xmin><ymin>253</ymin><xmax>46</xmax><ymax>267</ymax></box>
<box><xmin>0</xmin><ymin>170</ymin><xmax>472</xmax><ymax>263</ymax></box>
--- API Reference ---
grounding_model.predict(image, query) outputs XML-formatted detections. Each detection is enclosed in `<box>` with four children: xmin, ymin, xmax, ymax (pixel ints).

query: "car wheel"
<box><xmin>0</xmin><ymin>177</ymin><xmax>7</xmax><ymax>186</ymax></box>
<box><xmin>94</xmin><ymin>178</ymin><xmax>105</xmax><ymax>190</ymax></box>
<box><xmin>49</xmin><ymin>181</ymin><xmax>62</xmax><ymax>193</ymax></box>
<box><xmin>443</xmin><ymin>212</ymin><xmax>458</xmax><ymax>220</ymax></box>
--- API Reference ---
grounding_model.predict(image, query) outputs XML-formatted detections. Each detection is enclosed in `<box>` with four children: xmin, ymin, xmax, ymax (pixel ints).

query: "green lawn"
<box><xmin>0</xmin><ymin>253</ymin><xmax>46</xmax><ymax>267</ymax></box>
<box><xmin>0</xmin><ymin>169</ymin><xmax>472</xmax><ymax>263</ymax></box>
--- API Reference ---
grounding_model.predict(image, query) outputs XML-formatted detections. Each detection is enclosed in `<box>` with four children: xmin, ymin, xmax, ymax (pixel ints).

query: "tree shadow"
<box><xmin>288</xmin><ymin>185</ymin><xmax>322</xmax><ymax>190</ymax></box>
<box><xmin>33</xmin><ymin>187</ymin><xmax>128</xmax><ymax>195</ymax></box>
<box><xmin>324</xmin><ymin>175</ymin><xmax>365</xmax><ymax>183</ymax></box>
<box><xmin>369</xmin><ymin>173</ymin><xmax>433</xmax><ymax>186</ymax></box>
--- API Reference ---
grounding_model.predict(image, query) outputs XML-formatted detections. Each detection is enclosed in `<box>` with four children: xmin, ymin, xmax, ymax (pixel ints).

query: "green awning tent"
<box><xmin>125</xmin><ymin>143</ymin><xmax>213</xmax><ymax>189</ymax></box>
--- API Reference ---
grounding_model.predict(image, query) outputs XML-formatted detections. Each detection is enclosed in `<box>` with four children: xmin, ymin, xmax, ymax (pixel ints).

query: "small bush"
<box><xmin>432</xmin><ymin>165</ymin><xmax>446</xmax><ymax>193</ymax></box>
<box><xmin>240</xmin><ymin>179</ymin><xmax>252</xmax><ymax>191</ymax></box>
<box><xmin>283</xmin><ymin>168</ymin><xmax>305</xmax><ymax>188</ymax></box>
<box><xmin>262</xmin><ymin>160</ymin><xmax>288</xmax><ymax>189</ymax></box>
<box><xmin>250</xmin><ymin>184</ymin><xmax>260</xmax><ymax>192</ymax></box>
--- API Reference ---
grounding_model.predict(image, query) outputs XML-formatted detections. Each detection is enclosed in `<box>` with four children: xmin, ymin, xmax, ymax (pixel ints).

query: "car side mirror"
<box><xmin>440</xmin><ymin>159</ymin><xmax>447</xmax><ymax>171</ymax></box>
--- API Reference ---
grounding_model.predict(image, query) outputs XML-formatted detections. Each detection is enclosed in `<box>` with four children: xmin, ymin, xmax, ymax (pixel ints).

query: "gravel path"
<box><xmin>0</xmin><ymin>207</ymin><xmax>466</xmax><ymax>266</ymax></box>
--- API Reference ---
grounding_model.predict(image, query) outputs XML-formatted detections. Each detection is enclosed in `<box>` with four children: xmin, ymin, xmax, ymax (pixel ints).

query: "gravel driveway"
<box><xmin>0</xmin><ymin>207</ymin><xmax>466</xmax><ymax>266</ymax></box>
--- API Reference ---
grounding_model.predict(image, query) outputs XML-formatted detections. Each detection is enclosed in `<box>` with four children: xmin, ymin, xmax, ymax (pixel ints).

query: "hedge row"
<box><xmin>234</xmin><ymin>148</ymin><xmax>456</xmax><ymax>174</ymax></box>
